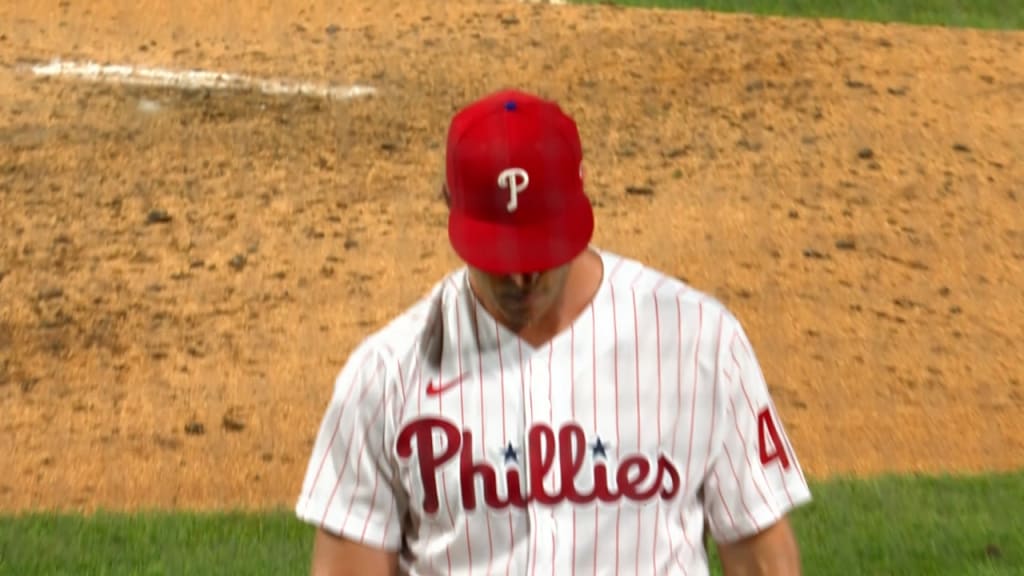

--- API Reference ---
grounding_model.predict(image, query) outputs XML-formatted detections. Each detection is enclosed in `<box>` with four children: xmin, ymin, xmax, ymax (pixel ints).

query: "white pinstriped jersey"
<box><xmin>295</xmin><ymin>249</ymin><xmax>812</xmax><ymax>576</ymax></box>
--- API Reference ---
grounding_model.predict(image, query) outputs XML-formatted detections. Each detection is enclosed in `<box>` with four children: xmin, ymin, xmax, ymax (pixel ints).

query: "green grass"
<box><xmin>0</xmin><ymin>509</ymin><xmax>312</xmax><ymax>576</ymax></box>
<box><xmin>1</xmin><ymin>471</ymin><xmax>1022</xmax><ymax>575</ymax></box>
<box><xmin>572</xmin><ymin>0</ymin><xmax>1024</xmax><ymax>29</ymax></box>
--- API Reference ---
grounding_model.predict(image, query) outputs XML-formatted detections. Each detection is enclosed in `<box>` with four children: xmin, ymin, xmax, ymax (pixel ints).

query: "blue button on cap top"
<box><xmin>504</xmin><ymin>100</ymin><xmax>517</xmax><ymax>111</ymax></box>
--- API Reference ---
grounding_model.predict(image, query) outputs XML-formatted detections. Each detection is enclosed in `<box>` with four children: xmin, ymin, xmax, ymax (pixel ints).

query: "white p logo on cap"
<box><xmin>498</xmin><ymin>168</ymin><xmax>529</xmax><ymax>212</ymax></box>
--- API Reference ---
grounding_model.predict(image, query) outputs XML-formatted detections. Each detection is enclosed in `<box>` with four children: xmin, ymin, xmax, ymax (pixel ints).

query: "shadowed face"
<box><xmin>468</xmin><ymin>264</ymin><xmax>572</xmax><ymax>332</ymax></box>
<box><xmin>442</xmin><ymin>181</ymin><xmax>574</xmax><ymax>331</ymax></box>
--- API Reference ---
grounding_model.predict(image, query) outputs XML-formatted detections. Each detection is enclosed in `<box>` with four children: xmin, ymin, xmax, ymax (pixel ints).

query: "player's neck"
<box><xmin>515</xmin><ymin>248</ymin><xmax>604</xmax><ymax>348</ymax></box>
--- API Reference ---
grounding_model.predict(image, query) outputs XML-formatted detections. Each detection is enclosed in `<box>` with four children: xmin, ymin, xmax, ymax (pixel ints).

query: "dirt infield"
<box><xmin>1</xmin><ymin>0</ymin><xmax>1022</xmax><ymax>513</ymax></box>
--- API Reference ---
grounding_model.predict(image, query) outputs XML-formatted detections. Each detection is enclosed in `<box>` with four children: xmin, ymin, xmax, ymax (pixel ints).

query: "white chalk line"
<box><xmin>26</xmin><ymin>59</ymin><xmax>377</xmax><ymax>100</ymax></box>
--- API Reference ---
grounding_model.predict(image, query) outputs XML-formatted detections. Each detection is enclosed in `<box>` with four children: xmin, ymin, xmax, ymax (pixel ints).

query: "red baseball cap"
<box><xmin>445</xmin><ymin>89</ymin><xmax>594</xmax><ymax>275</ymax></box>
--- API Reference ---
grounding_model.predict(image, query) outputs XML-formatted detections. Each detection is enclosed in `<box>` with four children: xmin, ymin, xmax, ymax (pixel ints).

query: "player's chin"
<box><xmin>500</xmin><ymin>306</ymin><xmax>532</xmax><ymax>322</ymax></box>
<box><xmin>498</xmin><ymin>296</ymin><xmax>534</xmax><ymax>313</ymax></box>
<box><xmin>497</xmin><ymin>304</ymin><xmax>539</xmax><ymax>328</ymax></box>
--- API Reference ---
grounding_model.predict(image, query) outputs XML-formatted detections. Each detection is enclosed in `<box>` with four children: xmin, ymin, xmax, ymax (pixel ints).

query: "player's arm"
<box><xmin>701</xmin><ymin>311</ymin><xmax>812</xmax><ymax>576</ymax></box>
<box><xmin>310</xmin><ymin>527</ymin><xmax>399</xmax><ymax>576</ymax></box>
<box><xmin>295</xmin><ymin>344</ymin><xmax>405</xmax><ymax>576</ymax></box>
<box><xmin>715</xmin><ymin>516</ymin><xmax>801</xmax><ymax>576</ymax></box>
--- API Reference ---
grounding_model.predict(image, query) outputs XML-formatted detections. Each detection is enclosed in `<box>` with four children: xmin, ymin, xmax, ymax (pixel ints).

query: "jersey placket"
<box><xmin>521</xmin><ymin>346</ymin><xmax>557</xmax><ymax>575</ymax></box>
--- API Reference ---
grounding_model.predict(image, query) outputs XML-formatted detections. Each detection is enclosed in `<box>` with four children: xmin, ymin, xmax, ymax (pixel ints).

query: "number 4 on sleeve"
<box><xmin>757</xmin><ymin>407</ymin><xmax>791</xmax><ymax>471</ymax></box>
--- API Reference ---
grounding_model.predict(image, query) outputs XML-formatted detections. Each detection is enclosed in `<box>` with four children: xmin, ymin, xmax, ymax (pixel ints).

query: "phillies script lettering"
<box><xmin>395</xmin><ymin>417</ymin><xmax>681</xmax><ymax>514</ymax></box>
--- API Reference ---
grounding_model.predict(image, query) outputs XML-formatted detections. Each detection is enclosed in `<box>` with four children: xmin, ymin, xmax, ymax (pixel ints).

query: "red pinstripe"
<box><xmin>519</xmin><ymin>339</ymin><xmax>540</xmax><ymax>576</ymax></box>
<box><xmin>712</xmin><ymin>469</ymin><xmax>738</xmax><ymax>537</ymax></box>
<box><xmin>394</xmin><ymin>366</ymin><xmax>411</xmax><ymax>422</ymax></box>
<box><xmin>591</xmin><ymin>303</ymin><xmax>599</xmax><ymax>576</ymax></box>
<box><xmin>396</xmin><ymin>353</ymin><xmax>418</xmax><ymax>425</ymax></box>
<box><xmin>627</xmin><ymin>266</ymin><xmax>645</xmax><ymax>451</ymax></box>
<box><xmin>377</xmin><ymin>490</ymin><xmax>395</xmax><ymax>545</ymax></box>
<box><xmin>651</xmin><ymin>287</ymin><xmax>663</xmax><ymax>575</ymax></box>
<box><xmin>358</xmin><ymin>357</ymin><xmax>403</xmax><ymax>543</ymax></box>
<box><xmin>436</xmin><ymin>285</ymin><xmax>455</xmax><ymax>575</ymax></box>
<box><xmin>702</xmin><ymin>311</ymin><xmax>726</xmax><ymax>548</ymax></box>
<box><xmin>376</xmin><ymin>352</ymin><xmax>403</xmax><ymax>549</ymax></box>
<box><xmin>609</xmin><ymin>282</ymin><xmax>621</xmax><ymax>575</ymax></box>
<box><xmin>452</xmin><ymin>291</ymin><xmax>476</xmax><ymax>574</ymax></box>
<box><xmin>724</xmin><ymin>378</ymin><xmax>778</xmax><ymax>518</ymax></box>
<box><xmin>732</xmin><ymin>365</ymin><xmax>795</xmax><ymax>508</ymax></box>
<box><xmin>722</xmin><ymin>443</ymin><xmax>760</xmax><ymax>533</ymax></box>
<box><xmin>570</xmin><ymin>322</ymin><xmax>578</xmax><ymax>576</ymax></box>
<box><xmin>607</xmin><ymin>258</ymin><xmax>631</xmax><ymax>576</ymax></box>
<box><xmin>304</xmin><ymin>353</ymin><xmax>378</xmax><ymax>510</ymax></box>
<box><xmin>671</xmin><ymin>294</ymin><xmax>699</xmax><ymax>572</ymax></box>
<box><xmin>339</xmin><ymin>384</ymin><xmax>389</xmax><ymax>532</ymax></box>
<box><xmin>494</xmin><ymin>321</ymin><xmax>516</xmax><ymax>576</ymax></box>
<box><xmin>731</xmin><ymin>334</ymin><xmax>805</xmax><ymax>488</ymax></box>
<box><xmin>769</xmin><ymin>409</ymin><xmax>797</xmax><ymax>507</ymax></box>
<box><xmin>381</xmin><ymin>343</ymin><xmax>404</xmax><ymax>407</ymax></box>
<box><xmin>469</xmin><ymin>297</ymin><xmax>496</xmax><ymax>575</ymax></box>
<box><xmin>495</xmin><ymin>313</ymin><xmax>508</xmax><ymax>443</ymax></box>
<box><xmin>440</xmin><ymin>433</ymin><xmax>454</xmax><ymax>565</ymax></box>
<box><xmin>549</xmin><ymin>342</ymin><xmax>556</xmax><ymax>576</ymax></box>
<box><xmin>729</xmin><ymin>340</ymin><xmax>799</xmax><ymax>507</ymax></box>
<box><xmin>610</xmin><ymin>285</ymin><xmax>621</xmax><ymax>449</ymax></box>
<box><xmin>729</xmin><ymin>341</ymin><xmax>759</xmax><ymax>427</ymax></box>
<box><xmin>417</xmin><ymin>339</ymin><xmax>426</xmax><ymax>419</ymax></box>
<box><xmin>630</xmin><ymin>287</ymin><xmax>642</xmax><ymax>576</ymax></box>
<box><xmin>317</xmin><ymin>358</ymin><xmax>385</xmax><ymax>528</ymax></box>
<box><xmin>773</xmin><ymin>398</ymin><xmax>806</xmax><ymax>490</ymax></box>
<box><xmin>416</xmin><ymin>315</ymin><xmax>435</xmax><ymax>574</ymax></box>
<box><xmin>704</xmin><ymin>309</ymin><xmax>725</xmax><ymax>478</ymax></box>
<box><xmin>490</xmin><ymin>329</ymin><xmax>514</xmax><ymax>576</ymax></box>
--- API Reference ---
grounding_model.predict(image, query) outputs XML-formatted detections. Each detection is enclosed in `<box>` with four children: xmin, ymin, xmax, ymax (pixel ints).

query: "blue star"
<box><xmin>503</xmin><ymin>442</ymin><xmax>519</xmax><ymax>465</ymax></box>
<box><xmin>590</xmin><ymin>436</ymin><xmax>609</xmax><ymax>459</ymax></box>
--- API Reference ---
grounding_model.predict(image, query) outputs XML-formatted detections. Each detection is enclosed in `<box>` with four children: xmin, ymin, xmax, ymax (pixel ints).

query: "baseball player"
<box><xmin>295</xmin><ymin>88</ymin><xmax>812</xmax><ymax>575</ymax></box>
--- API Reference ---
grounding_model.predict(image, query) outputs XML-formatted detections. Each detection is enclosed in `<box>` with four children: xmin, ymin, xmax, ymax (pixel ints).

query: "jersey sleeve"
<box><xmin>701</xmin><ymin>312</ymin><xmax>812</xmax><ymax>544</ymax></box>
<box><xmin>294</xmin><ymin>343</ymin><xmax>404</xmax><ymax>551</ymax></box>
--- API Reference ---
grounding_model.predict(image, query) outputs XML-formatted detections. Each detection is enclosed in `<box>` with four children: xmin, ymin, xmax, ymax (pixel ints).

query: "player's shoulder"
<box><xmin>332</xmin><ymin>268</ymin><xmax>465</xmax><ymax>388</ymax></box>
<box><xmin>598</xmin><ymin>248</ymin><xmax>736</xmax><ymax>319</ymax></box>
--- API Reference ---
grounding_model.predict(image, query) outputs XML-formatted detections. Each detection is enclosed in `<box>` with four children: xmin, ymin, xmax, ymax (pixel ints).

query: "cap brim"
<box><xmin>448</xmin><ymin>193</ymin><xmax>594</xmax><ymax>275</ymax></box>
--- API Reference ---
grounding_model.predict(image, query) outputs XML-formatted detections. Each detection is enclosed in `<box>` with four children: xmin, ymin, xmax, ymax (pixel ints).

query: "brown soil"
<box><xmin>1</xmin><ymin>0</ymin><xmax>1022</xmax><ymax>513</ymax></box>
